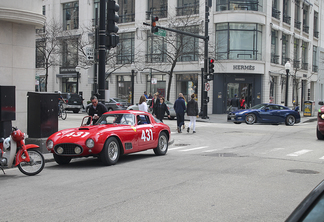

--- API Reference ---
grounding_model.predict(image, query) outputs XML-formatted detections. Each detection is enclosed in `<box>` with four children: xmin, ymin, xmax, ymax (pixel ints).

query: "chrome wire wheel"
<box><xmin>154</xmin><ymin>132</ymin><xmax>168</xmax><ymax>155</ymax></box>
<box><xmin>100</xmin><ymin>137</ymin><xmax>120</xmax><ymax>166</ymax></box>
<box><xmin>108</xmin><ymin>141</ymin><xmax>118</xmax><ymax>161</ymax></box>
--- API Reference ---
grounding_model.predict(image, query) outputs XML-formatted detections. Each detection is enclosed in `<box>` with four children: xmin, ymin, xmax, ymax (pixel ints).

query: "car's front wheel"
<box><xmin>245</xmin><ymin>113</ymin><xmax>256</xmax><ymax>124</ymax></box>
<box><xmin>153</xmin><ymin>132</ymin><xmax>168</xmax><ymax>155</ymax></box>
<box><xmin>317</xmin><ymin>127</ymin><xmax>324</xmax><ymax>140</ymax></box>
<box><xmin>285</xmin><ymin>115</ymin><xmax>295</xmax><ymax>126</ymax></box>
<box><xmin>100</xmin><ymin>137</ymin><xmax>120</xmax><ymax>165</ymax></box>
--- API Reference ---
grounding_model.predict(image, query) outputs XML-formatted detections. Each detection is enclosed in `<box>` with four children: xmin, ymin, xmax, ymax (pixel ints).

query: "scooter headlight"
<box><xmin>47</xmin><ymin>140</ymin><xmax>54</xmax><ymax>150</ymax></box>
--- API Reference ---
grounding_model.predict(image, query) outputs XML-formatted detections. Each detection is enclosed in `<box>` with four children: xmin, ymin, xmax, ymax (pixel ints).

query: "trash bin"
<box><xmin>304</xmin><ymin>100</ymin><xmax>315</xmax><ymax>117</ymax></box>
<box><xmin>0</xmin><ymin>86</ymin><xmax>15</xmax><ymax>137</ymax></box>
<box><xmin>27</xmin><ymin>92</ymin><xmax>58</xmax><ymax>138</ymax></box>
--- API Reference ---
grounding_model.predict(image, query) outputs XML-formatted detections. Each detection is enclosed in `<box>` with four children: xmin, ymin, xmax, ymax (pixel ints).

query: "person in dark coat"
<box><xmin>86</xmin><ymin>96</ymin><xmax>108</xmax><ymax>125</ymax></box>
<box><xmin>151</xmin><ymin>93</ymin><xmax>159</xmax><ymax>115</ymax></box>
<box><xmin>154</xmin><ymin>97</ymin><xmax>170</xmax><ymax>122</ymax></box>
<box><xmin>173</xmin><ymin>93</ymin><xmax>186</xmax><ymax>133</ymax></box>
<box><xmin>230</xmin><ymin>94</ymin><xmax>239</xmax><ymax>112</ymax></box>
<box><xmin>186</xmin><ymin>94</ymin><xmax>199</xmax><ymax>133</ymax></box>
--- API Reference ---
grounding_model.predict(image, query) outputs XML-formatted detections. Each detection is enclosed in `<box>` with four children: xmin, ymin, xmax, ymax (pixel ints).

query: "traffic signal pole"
<box><xmin>98</xmin><ymin>0</ymin><xmax>106</xmax><ymax>102</ymax></box>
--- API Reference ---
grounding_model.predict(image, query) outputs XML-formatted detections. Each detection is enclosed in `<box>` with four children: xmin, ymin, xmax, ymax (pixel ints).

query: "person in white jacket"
<box><xmin>138</xmin><ymin>95</ymin><xmax>148</xmax><ymax>112</ymax></box>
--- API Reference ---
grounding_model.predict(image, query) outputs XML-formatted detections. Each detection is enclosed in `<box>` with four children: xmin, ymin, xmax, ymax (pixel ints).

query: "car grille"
<box><xmin>54</xmin><ymin>143</ymin><xmax>83</xmax><ymax>155</ymax></box>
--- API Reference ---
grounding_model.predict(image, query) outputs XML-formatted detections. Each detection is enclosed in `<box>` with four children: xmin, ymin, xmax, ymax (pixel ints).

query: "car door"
<box><xmin>135</xmin><ymin>114</ymin><xmax>156</xmax><ymax>150</ymax></box>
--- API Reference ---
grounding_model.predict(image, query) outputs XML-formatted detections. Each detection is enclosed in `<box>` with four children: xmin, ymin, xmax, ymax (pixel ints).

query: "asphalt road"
<box><xmin>1</xmin><ymin>113</ymin><xmax>323</xmax><ymax>222</ymax></box>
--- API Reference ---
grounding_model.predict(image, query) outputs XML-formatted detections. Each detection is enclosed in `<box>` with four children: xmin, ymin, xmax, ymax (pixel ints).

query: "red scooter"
<box><xmin>0</xmin><ymin>127</ymin><xmax>45</xmax><ymax>176</ymax></box>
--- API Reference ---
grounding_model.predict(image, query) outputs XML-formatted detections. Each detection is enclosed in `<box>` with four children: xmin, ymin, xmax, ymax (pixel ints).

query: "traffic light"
<box><xmin>107</xmin><ymin>0</ymin><xmax>119</xmax><ymax>34</ymax></box>
<box><xmin>208</xmin><ymin>58</ymin><xmax>215</xmax><ymax>74</ymax></box>
<box><xmin>151</xmin><ymin>16</ymin><xmax>159</xmax><ymax>33</ymax></box>
<box><xmin>106</xmin><ymin>34</ymin><xmax>119</xmax><ymax>49</ymax></box>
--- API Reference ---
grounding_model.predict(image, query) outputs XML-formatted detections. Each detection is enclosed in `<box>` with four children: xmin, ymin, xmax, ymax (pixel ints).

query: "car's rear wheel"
<box><xmin>54</xmin><ymin>153</ymin><xmax>72</xmax><ymax>165</ymax></box>
<box><xmin>234</xmin><ymin>122</ymin><xmax>241</xmax><ymax>124</ymax></box>
<box><xmin>285</xmin><ymin>115</ymin><xmax>295</xmax><ymax>126</ymax></box>
<box><xmin>153</xmin><ymin>132</ymin><xmax>168</xmax><ymax>155</ymax></box>
<box><xmin>245</xmin><ymin>113</ymin><xmax>256</xmax><ymax>124</ymax></box>
<box><xmin>73</xmin><ymin>109</ymin><xmax>79</xmax><ymax>113</ymax></box>
<box><xmin>100</xmin><ymin>137</ymin><xmax>120</xmax><ymax>165</ymax></box>
<box><xmin>317</xmin><ymin>127</ymin><xmax>324</xmax><ymax>140</ymax></box>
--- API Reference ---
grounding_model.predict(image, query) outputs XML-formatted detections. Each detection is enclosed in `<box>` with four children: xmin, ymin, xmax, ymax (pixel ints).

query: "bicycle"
<box><xmin>58</xmin><ymin>102</ymin><xmax>67</xmax><ymax>120</ymax></box>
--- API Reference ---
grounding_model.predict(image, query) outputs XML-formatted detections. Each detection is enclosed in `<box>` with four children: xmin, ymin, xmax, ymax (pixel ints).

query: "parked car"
<box><xmin>86</xmin><ymin>98</ymin><xmax>130</xmax><ymax>114</ymax></box>
<box><xmin>316</xmin><ymin>101</ymin><xmax>324</xmax><ymax>139</ymax></box>
<box><xmin>227</xmin><ymin>103</ymin><xmax>300</xmax><ymax>126</ymax></box>
<box><xmin>286</xmin><ymin>179</ymin><xmax>324</xmax><ymax>221</ymax></box>
<box><xmin>46</xmin><ymin>110</ymin><xmax>171</xmax><ymax>166</ymax></box>
<box><xmin>127</xmin><ymin>99</ymin><xmax>176</xmax><ymax>120</ymax></box>
<box><xmin>61</xmin><ymin>93</ymin><xmax>83</xmax><ymax>113</ymax></box>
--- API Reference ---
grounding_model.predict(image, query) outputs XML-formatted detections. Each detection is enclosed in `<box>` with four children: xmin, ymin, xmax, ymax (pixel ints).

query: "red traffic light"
<box><xmin>210</xmin><ymin>59</ymin><xmax>215</xmax><ymax>63</ymax></box>
<box><xmin>151</xmin><ymin>16</ymin><xmax>159</xmax><ymax>27</ymax></box>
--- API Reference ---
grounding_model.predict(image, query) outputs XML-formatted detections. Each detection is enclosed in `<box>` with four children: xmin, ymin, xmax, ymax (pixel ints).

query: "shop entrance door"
<box><xmin>227</xmin><ymin>83</ymin><xmax>253</xmax><ymax>111</ymax></box>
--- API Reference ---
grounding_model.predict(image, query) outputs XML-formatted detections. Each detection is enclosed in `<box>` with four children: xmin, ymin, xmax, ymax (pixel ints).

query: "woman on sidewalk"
<box><xmin>186</xmin><ymin>94</ymin><xmax>199</xmax><ymax>133</ymax></box>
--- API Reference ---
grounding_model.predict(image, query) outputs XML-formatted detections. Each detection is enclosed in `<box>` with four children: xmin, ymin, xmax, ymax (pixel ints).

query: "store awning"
<box><xmin>56</xmin><ymin>73</ymin><xmax>78</xmax><ymax>78</ymax></box>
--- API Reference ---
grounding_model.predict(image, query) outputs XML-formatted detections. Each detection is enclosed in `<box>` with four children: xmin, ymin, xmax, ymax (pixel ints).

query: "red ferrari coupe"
<box><xmin>46</xmin><ymin>110</ymin><xmax>171</xmax><ymax>165</ymax></box>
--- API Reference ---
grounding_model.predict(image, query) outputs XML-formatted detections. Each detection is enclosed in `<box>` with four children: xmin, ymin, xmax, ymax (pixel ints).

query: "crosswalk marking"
<box><xmin>168</xmin><ymin>146</ymin><xmax>188</xmax><ymax>151</ymax></box>
<box><xmin>319</xmin><ymin>156</ymin><xmax>324</xmax><ymax>160</ymax></box>
<box><xmin>287</xmin><ymin>149</ymin><xmax>312</xmax><ymax>157</ymax></box>
<box><xmin>179</xmin><ymin>146</ymin><xmax>208</xmax><ymax>152</ymax></box>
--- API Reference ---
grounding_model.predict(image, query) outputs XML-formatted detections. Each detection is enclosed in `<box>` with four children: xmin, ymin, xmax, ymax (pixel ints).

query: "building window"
<box><xmin>293</xmin><ymin>38</ymin><xmax>300</xmax><ymax>68</ymax></box>
<box><xmin>117</xmin><ymin>32</ymin><xmax>135</xmax><ymax>64</ymax></box>
<box><xmin>281</xmin><ymin>34</ymin><xmax>289</xmax><ymax>65</ymax></box>
<box><xmin>176</xmin><ymin>74</ymin><xmax>198</xmax><ymax>102</ymax></box>
<box><xmin>148</xmin><ymin>0</ymin><xmax>167</xmax><ymax>18</ymax></box>
<box><xmin>118</xmin><ymin>0</ymin><xmax>135</xmax><ymax>23</ymax></box>
<box><xmin>63</xmin><ymin>2</ymin><xmax>79</xmax><ymax>30</ymax></box>
<box><xmin>283</xmin><ymin>0</ymin><xmax>290</xmax><ymax>25</ymax></box>
<box><xmin>294</xmin><ymin>0</ymin><xmax>301</xmax><ymax>29</ymax></box>
<box><xmin>314</xmin><ymin>11</ymin><xmax>319</xmax><ymax>38</ymax></box>
<box><xmin>36</xmin><ymin>41</ymin><xmax>45</xmax><ymax>68</ymax></box>
<box><xmin>147</xmin><ymin>74</ymin><xmax>166</xmax><ymax>98</ymax></box>
<box><xmin>271</xmin><ymin>30</ymin><xmax>279</xmax><ymax>64</ymax></box>
<box><xmin>177</xmin><ymin>26</ymin><xmax>199</xmax><ymax>62</ymax></box>
<box><xmin>216</xmin><ymin>0</ymin><xmax>262</xmax><ymax>12</ymax></box>
<box><xmin>146</xmin><ymin>31</ymin><xmax>167</xmax><ymax>63</ymax></box>
<box><xmin>117</xmin><ymin>75</ymin><xmax>132</xmax><ymax>101</ymax></box>
<box><xmin>216</xmin><ymin>23</ymin><xmax>262</xmax><ymax>60</ymax></box>
<box><xmin>272</xmin><ymin>0</ymin><xmax>280</xmax><ymax>19</ymax></box>
<box><xmin>177</xmin><ymin>0</ymin><xmax>199</xmax><ymax>16</ymax></box>
<box><xmin>301</xmin><ymin>41</ymin><xmax>308</xmax><ymax>70</ymax></box>
<box><xmin>62</xmin><ymin>38</ymin><xmax>78</xmax><ymax>67</ymax></box>
<box><xmin>313</xmin><ymin>46</ymin><xmax>318</xmax><ymax>72</ymax></box>
<box><xmin>42</xmin><ymin>5</ymin><xmax>46</xmax><ymax>15</ymax></box>
<box><xmin>302</xmin><ymin>3</ymin><xmax>309</xmax><ymax>33</ymax></box>
<box><xmin>62</xmin><ymin>77</ymin><xmax>78</xmax><ymax>93</ymax></box>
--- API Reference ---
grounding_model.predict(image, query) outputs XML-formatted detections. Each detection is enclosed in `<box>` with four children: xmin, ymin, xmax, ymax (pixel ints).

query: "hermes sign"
<box><xmin>233</xmin><ymin>65</ymin><xmax>255</xmax><ymax>70</ymax></box>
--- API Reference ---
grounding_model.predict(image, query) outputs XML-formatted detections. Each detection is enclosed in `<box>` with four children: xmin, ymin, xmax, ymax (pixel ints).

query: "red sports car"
<box><xmin>46</xmin><ymin>110</ymin><xmax>171</xmax><ymax>165</ymax></box>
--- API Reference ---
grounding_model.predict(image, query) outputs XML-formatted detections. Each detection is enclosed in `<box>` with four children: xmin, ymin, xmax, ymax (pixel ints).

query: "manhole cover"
<box><xmin>207</xmin><ymin>153</ymin><xmax>238</xmax><ymax>157</ymax></box>
<box><xmin>174</xmin><ymin>144</ymin><xmax>190</xmax><ymax>146</ymax></box>
<box><xmin>287</xmin><ymin>169</ymin><xmax>320</xmax><ymax>174</ymax></box>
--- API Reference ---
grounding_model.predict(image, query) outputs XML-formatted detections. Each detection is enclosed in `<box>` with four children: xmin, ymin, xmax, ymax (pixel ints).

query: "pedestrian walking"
<box><xmin>239</xmin><ymin>96</ymin><xmax>245</xmax><ymax>109</ymax></box>
<box><xmin>143</xmin><ymin>91</ymin><xmax>149</xmax><ymax>99</ymax></box>
<box><xmin>138</xmin><ymin>95</ymin><xmax>148</xmax><ymax>112</ymax></box>
<box><xmin>230</xmin><ymin>94</ymin><xmax>239</xmax><ymax>112</ymax></box>
<box><xmin>174</xmin><ymin>93</ymin><xmax>186</xmax><ymax>133</ymax></box>
<box><xmin>86</xmin><ymin>96</ymin><xmax>108</xmax><ymax>125</ymax></box>
<box><xmin>181</xmin><ymin>94</ymin><xmax>187</xmax><ymax>130</ymax></box>
<box><xmin>186</xmin><ymin>94</ymin><xmax>199</xmax><ymax>133</ymax></box>
<box><xmin>155</xmin><ymin>97</ymin><xmax>170</xmax><ymax>122</ymax></box>
<box><xmin>151</xmin><ymin>93</ymin><xmax>159</xmax><ymax>115</ymax></box>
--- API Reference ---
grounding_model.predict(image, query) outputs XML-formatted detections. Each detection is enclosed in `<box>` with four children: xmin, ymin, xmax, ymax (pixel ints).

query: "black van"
<box><xmin>61</xmin><ymin>93</ymin><xmax>83</xmax><ymax>113</ymax></box>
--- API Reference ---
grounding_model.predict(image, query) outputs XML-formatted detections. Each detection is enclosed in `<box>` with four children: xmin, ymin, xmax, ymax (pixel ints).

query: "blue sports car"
<box><xmin>228</xmin><ymin>103</ymin><xmax>300</xmax><ymax>126</ymax></box>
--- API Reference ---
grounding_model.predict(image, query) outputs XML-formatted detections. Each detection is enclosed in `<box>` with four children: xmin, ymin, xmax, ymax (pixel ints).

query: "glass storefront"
<box><xmin>117</xmin><ymin>75</ymin><xmax>132</xmax><ymax>102</ymax></box>
<box><xmin>176</xmin><ymin>74</ymin><xmax>198</xmax><ymax>102</ymax></box>
<box><xmin>146</xmin><ymin>74</ymin><xmax>166</xmax><ymax>98</ymax></box>
<box><xmin>62</xmin><ymin>77</ymin><xmax>77</xmax><ymax>93</ymax></box>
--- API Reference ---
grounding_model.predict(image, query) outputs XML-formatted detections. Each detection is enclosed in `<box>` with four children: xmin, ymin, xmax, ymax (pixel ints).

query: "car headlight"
<box><xmin>86</xmin><ymin>139</ymin><xmax>95</xmax><ymax>148</ymax></box>
<box><xmin>47</xmin><ymin>140</ymin><xmax>53</xmax><ymax>150</ymax></box>
<box><xmin>321</xmin><ymin>114</ymin><xmax>324</xmax><ymax>119</ymax></box>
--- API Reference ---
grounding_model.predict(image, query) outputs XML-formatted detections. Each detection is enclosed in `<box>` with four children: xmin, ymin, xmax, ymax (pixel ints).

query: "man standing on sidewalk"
<box><xmin>174</xmin><ymin>93</ymin><xmax>186</xmax><ymax>133</ymax></box>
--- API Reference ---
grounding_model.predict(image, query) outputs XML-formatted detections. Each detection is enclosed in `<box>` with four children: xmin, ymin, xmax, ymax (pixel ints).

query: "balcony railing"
<box><xmin>283</xmin><ymin>15</ymin><xmax>291</xmax><ymax>25</ymax></box>
<box><xmin>271</xmin><ymin>54</ymin><xmax>280</xmax><ymax>64</ymax></box>
<box><xmin>301</xmin><ymin>62</ymin><xmax>308</xmax><ymax>70</ymax></box>
<box><xmin>294</xmin><ymin>20</ymin><xmax>301</xmax><ymax>29</ymax></box>
<box><xmin>314</xmin><ymin>31</ymin><xmax>319</xmax><ymax>38</ymax></box>
<box><xmin>293</xmin><ymin>60</ymin><xmax>300</xmax><ymax>68</ymax></box>
<box><xmin>147</xmin><ymin>7</ymin><xmax>167</xmax><ymax>19</ymax></box>
<box><xmin>272</xmin><ymin>8</ymin><xmax>281</xmax><ymax>19</ymax></box>
<box><xmin>303</xmin><ymin>25</ymin><xmax>309</xmax><ymax>34</ymax></box>
<box><xmin>313</xmin><ymin>65</ymin><xmax>318</xmax><ymax>72</ymax></box>
<box><xmin>282</xmin><ymin>57</ymin><xmax>290</xmax><ymax>66</ymax></box>
<box><xmin>145</xmin><ymin>53</ymin><xmax>166</xmax><ymax>63</ymax></box>
<box><xmin>176</xmin><ymin>3</ymin><xmax>199</xmax><ymax>16</ymax></box>
<box><xmin>119</xmin><ymin>13</ymin><xmax>135</xmax><ymax>23</ymax></box>
<box><xmin>116</xmin><ymin>55</ymin><xmax>134</xmax><ymax>64</ymax></box>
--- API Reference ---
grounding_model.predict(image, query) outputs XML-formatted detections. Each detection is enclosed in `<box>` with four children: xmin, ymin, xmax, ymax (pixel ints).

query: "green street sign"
<box><xmin>154</xmin><ymin>29</ymin><xmax>166</xmax><ymax>37</ymax></box>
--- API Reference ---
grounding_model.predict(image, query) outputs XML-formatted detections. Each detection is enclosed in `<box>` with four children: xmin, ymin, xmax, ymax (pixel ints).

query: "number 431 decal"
<box><xmin>141</xmin><ymin>129</ymin><xmax>153</xmax><ymax>141</ymax></box>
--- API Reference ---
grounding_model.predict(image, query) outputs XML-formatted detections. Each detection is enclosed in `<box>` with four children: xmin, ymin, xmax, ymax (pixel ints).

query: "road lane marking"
<box><xmin>168</xmin><ymin>146</ymin><xmax>188</xmax><ymax>151</ymax></box>
<box><xmin>287</xmin><ymin>149</ymin><xmax>312</xmax><ymax>157</ymax></box>
<box><xmin>203</xmin><ymin>149</ymin><xmax>219</xmax><ymax>153</ymax></box>
<box><xmin>319</xmin><ymin>156</ymin><xmax>324</xmax><ymax>160</ymax></box>
<box><xmin>179</xmin><ymin>146</ymin><xmax>208</xmax><ymax>152</ymax></box>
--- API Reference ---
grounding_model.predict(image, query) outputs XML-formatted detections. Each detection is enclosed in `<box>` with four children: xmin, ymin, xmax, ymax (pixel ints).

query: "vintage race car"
<box><xmin>46</xmin><ymin>110</ymin><xmax>171</xmax><ymax>165</ymax></box>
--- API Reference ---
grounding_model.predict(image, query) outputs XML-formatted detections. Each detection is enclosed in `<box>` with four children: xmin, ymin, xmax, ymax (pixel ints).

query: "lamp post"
<box><xmin>75</xmin><ymin>66</ymin><xmax>81</xmax><ymax>94</ymax></box>
<box><xmin>131</xmin><ymin>63</ymin><xmax>135</xmax><ymax>105</ymax></box>
<box><xmin>284</xmin><ymin>61</ymin><xmax>291</xmax><ymax>107</ymax></box>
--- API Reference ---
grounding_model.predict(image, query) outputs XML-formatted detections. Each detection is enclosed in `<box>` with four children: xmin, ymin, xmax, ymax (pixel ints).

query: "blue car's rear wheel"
<box><xmin>285</xmin><ymin>115</ymin><xmax>295</xmax><ymax>126</ymax></box>
<box><xmin>245</xmin><ymin>113</ymin><xmax>256</xmax><ymax>124</ymax></box>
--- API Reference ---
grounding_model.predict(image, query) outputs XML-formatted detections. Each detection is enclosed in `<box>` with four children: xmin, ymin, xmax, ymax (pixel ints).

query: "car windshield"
<box><xmin>95</xmin><ymin>113</ymin><xmax>135</xmax><ymax>125</ymax></box>
<box><xmin>250</xmin><ymin>104</ymin><xmax>267</xmax><ymax>109</ymax></box>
